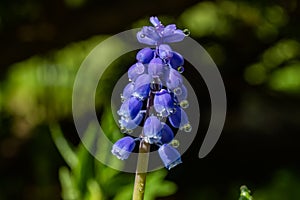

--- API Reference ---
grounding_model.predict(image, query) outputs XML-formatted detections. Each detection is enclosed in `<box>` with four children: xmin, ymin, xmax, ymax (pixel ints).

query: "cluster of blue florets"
<box><xmin>111</xmin><ymin>17</ymin><xmax>191</xmax><ymax>170</ymax></box>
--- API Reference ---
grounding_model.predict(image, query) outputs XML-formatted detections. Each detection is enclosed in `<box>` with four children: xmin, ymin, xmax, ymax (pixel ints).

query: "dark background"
<box><xmin>1</xmin><ymin>0</ymin><xmax>300</xmax><ymax>199</ymax></box>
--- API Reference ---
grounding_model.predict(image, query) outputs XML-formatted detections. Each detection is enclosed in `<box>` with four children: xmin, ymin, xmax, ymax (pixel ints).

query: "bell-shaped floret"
<box><xmin>166</xmin><ymin>68</ymin><xmax>183</xmax><ymax>90</ymax></box>
<box><xmin>118</xmin><ymin>96</ymin><xmax>143</xmax><ymax>120</ymax></box>
<box><xmin>158</xmin><ymin>144</ymin><xmax>182</xmax><ymax>170</ymax></box>
<box><xmin>158</xmin><ymin>44</ymin><xmax>173</xmax><ymax>60</ymax></box>
<box><xmin>168</xmin><ymin>106</ymin><xmax>192</xmax><ymax>132</ymax></box>
<box><xmin>148</xmin><ymin>58</ymin><xmax>164</xmax><ymax>77</ymax></box>
<box><xmin>169</xmin><ymin>51</ymin><xmax>184</xmax><ymax>69</ymax></box>
<box><xmin>154</xmin><ymin>89</ymin><xmax>175</xmax><ymax>117</ymax></box>
<box><xmin>143</xmin><ymin>116</ymin><xmax>162</xmax><ymax>144</ymax></box>
<box><xmin>160</xmin><ymin>123</ymin><xmax>174</xmax><ymax>144</ymax></box>
<box><xmin>119</xmin><ymin>112</ymin><xmax>144</xmax><ymax>132</ymax></box>
<box><xmin>128</xmin><ymin>63</ymin><xmax>145</xmax><ymax>81</ymax></box>
<box><xmin>111</xmin><ymin>136</ymin><xmax>136</xmax><ymax>160</ymax></box>
<box><xmin>121</xmin><ymin>82</ymin><xmax>135</xmax><ymax>101</ymax></box>
<box><xmin>132</xmin><ymin>74</ymin><xmax>151</xmax><ymax>100</ymax></box>
<box><xmin>136</xmin><ymin>47</ymin><xmax>154</xmax><ymax>64</ymax></box>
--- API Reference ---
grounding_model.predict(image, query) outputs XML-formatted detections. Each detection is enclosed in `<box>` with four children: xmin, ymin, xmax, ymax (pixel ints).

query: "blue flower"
<box><xmin>121</xmin><ymin>82</ymin><xmax>135</xmax><ymax>101</ymax></box>
<box><xmin>168</xmin><ymin>106</ymin><xmax>191</xmax><ymax>132</ymax></box>
<box><xmin>166</xmin><ymin>68</ymin><xmax>183</xmax><ymax>90</ymax></box>
<box><xmin>119</xmin><ymin>112</ymin><xmax>144</xmax><ymax>132</ymax></box>
<box><xmin>143</xmin><ymin>116</ymin><xmax>162</xmax><ymax>144</ymax></box>
<box><xmin>148</xmin><ymin>57</ymin><xmax>165</xmax><ymax>77</ymax></box>
<box><xmin>137</xmin><ymin>16</ymin><xmax>186</xmax><ymax>45</ymax></box>
<box><xmin>132</xmin><ymin>74</ymin><xmax>151</xmax><ymax>100</ymax></box>
<box><xmin>111</xmin><ymin>136</ymin><xmax>136</xmax><ymax>160</ymax></box>
<box><xmin>160</xmin><ymin>123</ymin><xmax>174</xmax><ymax>144</ymax></box>
<box><xmin>158</xmin><ymin>44</ymin><xmax>173</xmax><ymax>60</ymax></box>
<box><xmin>169</xmin><ymin>51</ymin><xmax>184</xmax><ymax>70</ymax></box>
<box><xmin>118</xmin><ymin>96</ymin><xmax>143</xmax><ymax>120</ymax></box>
<box><xmin>154</xmin><ymin>89</ymin><xmax>175</xmax><ymax>117</ymax></box>
<box><xmin>114</xmin><ymin>16</ymin><xmax>191</xmax><ymax>170</ymax></box>
<box><xmin>158</xmin><ymin>144</ymin><xmax>182</xmax><ymax>170</ymax></box>
<box><xmin>128</xmin><ymin>63</ymin><xmax>145</xmax><ymax>81</ymax></box>
<box><xmin>136</xmin><ymin>47</ymin><xmax>154</xmax><ymax>64</ymax></box>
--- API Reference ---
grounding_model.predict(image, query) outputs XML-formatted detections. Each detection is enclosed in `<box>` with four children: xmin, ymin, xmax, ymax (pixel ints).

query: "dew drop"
<box><xmin>120</xmin><ymin>126</ymin><xmax>127</xmax><ymax>133</ymax></box>
<box><xmin>170</xmin><ymin>139</ymin><xmax>180</xmax><ymax>148</ymax></box>
<box><xmin>177</xmin><ymin>66</ymin><xmax>184</xmax><ymax>73</ymax></box>
<box><xmin>140</xmin><ymin>34</ymin><xmax>145</xmax><ymax>38</ymax></box>
<box><xmin>157</xmin><ymin>114</ymin><xmax>164</xmax><ymax>120</ymax></box>
<box><xmin>173</xmin><ymin>87</ymin><xmax>182</xmax><ymax>95</ymax></box>
<box><xmin>150</xmin><ymin>77</ymin><xmax>162</xmax><ymax>92</ymax></box>
<box><xmin>180</xmin><ymin>100</ymin><xmax>189</xmax><ymax>109</ymax></box>
<box><xmin>127</xmin><ymin>129</ymin><xmax>133</xmax><ymax>134</ymax></box>
<box><xmin>183</xmin><ymin>123</ymin><xmax>192</xmax><ymax>132</ymax></box>
<box><xmin>183</xmin><ymin>29</ymin><xmax>190</xmax><ymax>36</ymax></box>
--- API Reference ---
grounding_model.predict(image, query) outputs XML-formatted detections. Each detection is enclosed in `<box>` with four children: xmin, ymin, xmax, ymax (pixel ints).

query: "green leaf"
<box><xmin>50</xmin><ymin>123</ymin><xmax>78</xmax><ymax>169</ymax></box>
<box><xmin>59</xmin><ymin>166</ymin><xmax>80</xmax><ymax>200</ymax></box>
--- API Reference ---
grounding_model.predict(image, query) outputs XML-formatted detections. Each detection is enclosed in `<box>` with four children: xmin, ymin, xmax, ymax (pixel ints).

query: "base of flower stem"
<box><xmin>132</xmin><ymin>140</ymin><xmax>150</xmax><ymax>200</ymax></box>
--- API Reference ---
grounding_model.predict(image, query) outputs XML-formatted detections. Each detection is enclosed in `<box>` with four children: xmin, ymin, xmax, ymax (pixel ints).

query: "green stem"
<box><xmin>132</xmin><ymin>140</ymin><xmax>150</xmax><ymax>200</ymax></box>
<box><xmin>132</xmin><ymin>90</ymin><xmax>155</xmax><ymax>200</ymax></box>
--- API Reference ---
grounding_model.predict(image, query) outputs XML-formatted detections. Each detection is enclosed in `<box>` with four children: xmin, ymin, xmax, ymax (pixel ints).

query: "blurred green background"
<box><xmin>1</xmin><ymin>0</ymin><xmax>300</xmax><ymax>199</ymax></box>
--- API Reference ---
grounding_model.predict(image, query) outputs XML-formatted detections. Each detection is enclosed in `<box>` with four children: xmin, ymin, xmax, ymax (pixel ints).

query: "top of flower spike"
<box><xmin>137</xmin><ymin>16</ymin><xmax>186</xmax><ymax>46</ymax></box>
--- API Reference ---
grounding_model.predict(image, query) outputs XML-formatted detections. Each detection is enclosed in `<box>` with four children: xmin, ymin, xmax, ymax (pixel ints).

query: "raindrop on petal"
<box><xmin>183</xmin><ymin>29</ymin><xmax>190</xmax><ymax>36</ymax></box>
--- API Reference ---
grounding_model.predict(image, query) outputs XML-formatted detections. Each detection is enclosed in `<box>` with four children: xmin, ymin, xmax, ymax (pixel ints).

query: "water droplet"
<box><xmin>150</xmin><ymin>77</ymin><xmax>162</xmax><ymax>92</ymax></box>
<box><xmin>120</xmin><ymin>126</ymin><xmax>127</xmax><ymax>133</ymax></box>
<box><xmin>120</xmin><ymin>94</ymin><xmax>126</xmax><ymax>102</ymax></box>
<box><xmin>140</xmin><ymin>34</ymin><xmax>145</xmax><ymax>38</ymax></box>
<box><xmin>170</xmin><ymin>139</ymin><xmax>180</xmax><ymax>148</ymax></box>
<box><xmin>183</xmin><ymin>123</ymin><xmax>192</xmax><ymax>132</ymax></box>
<box><xmin>157</xmin><ymin>114</ymin><xmax>164</xmax><ymax>120</ymax></box>
<box><xmin>170</xmin><ymin>107</ymin><xmax>177</xmax><ymax>114</ymax></box>
<box><xmin>127</xmin><ymin>129</ymin><xmax>133</xmax><ymax>134</ymax></box>
<box><xmin>117</xmin><ymin>110</ymin><xmax>122</xmax><ymax>116</ymax></box>
<box><xmin>139</xmin><ymin>187</ymin><xmax>144</xmax><ymax>193</ymax></box>
<box><xmin>173</xmin><ymin>87</ymin><xmax>182</xmax><ymax>95</ymax></box>
<box><xmin>183</xmin><ymin>29</ymin><xmax>190</xmax><ymax>36</ymax></box>
<box><xmin>180</xmin><ymin>100</ymin><xmax>189</xmax><ymax>109</ymax></box>
<box><xmin>177</xmin><ymin>66</ymin><xmax>184</xmax><ymax>73</ymax></box>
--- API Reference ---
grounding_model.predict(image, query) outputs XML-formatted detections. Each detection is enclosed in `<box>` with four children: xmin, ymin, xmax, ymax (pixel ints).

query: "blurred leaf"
<box><xmin>59</xmin><ymin>167</ymin><xmax>80</xmax><ymax>200</ymax></box>
<box><xmin>268</xmin><ymin>63</ymin><xmax>300</xmax><ymax>94</ymax></box>
<box><xmin>84</xmin><ymin>179</ymin><xmax>104</xmax><ymax>200</ymax></box>
<box><xmin>50</xmin><ymin>123</ymin><xmax>78</xmax><ymax>169</ymax></box>
<box><xmin>144</xmin><ymin>170</ymin><xmax>177</xmax><ymax>200</ymax></box>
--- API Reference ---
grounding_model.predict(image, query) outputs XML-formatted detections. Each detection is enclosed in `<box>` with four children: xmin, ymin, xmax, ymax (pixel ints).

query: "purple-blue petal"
<box><xmin>128</xmin><ymin>63</ymin><xmax>145</xmax><ymax>81</ymax></box>
<box><xmin>111</xmin><ymin>136</ymin><xmax>136</xmax><ymax>160</ymax></box>
<box><xmin>150</xmin><ymin>16</ymin><xmax>163</xmax><ymax>28</ymax></box>
<box><xmin>168</xmin><ymin>106</ymin><xmax>189</xmax><ymax>129</ymax></box>
<box><xmin>148</xmin><ymin>58</ymin><xmax>164</xmax><ymax>77</ymax></box>
<box><xmin>137</xmin><ymin>26</ymin><xmax>161</xmax><ymax>45</ymax></box>
<box><xmin>119</xmin><ymin>112</ymin><xmax>144</xmax><ymax>130</ymax></box>
<box><xmin>158</xmin><ymin>44</ymin><xmax>173</xmax><ymax>60</ymax></box>
<box><xmin>170</xmin><ymin>51</ymin><xmax>184</xmax><ymax>69</ymax></box>
<box><xmin>122</xmin><ymin>82</ymin><xmax>135</xmax><ymax>101</ymax></box>
<box><xmin>160</xmin><ymin>123</ymin><xmax>174</xmax><ymax>144</ymax></box>
<box><xmin>174</xmin><ymin>84</ymin><xmax>188</xmax><ymax>103</ymax></box>
<box><xmin>118</xmin><ymin>96</ymin><xmax>143</xmax><ymax>119</ymax></box>
<box><xmin>166</xmin><ymin>68</ymin><xmax>183</xmax><ymax>90</ymax></box>
<box><xmin>137</xmin><ymin>31</ymin><xmax>157</xmax><ymax>45</ymax></box>
<box><xmin>143</xmin><ymin>116</ymin><xmax>162</xmax><ymax>144</ymax></box>
<box><xmin>154</xmin><ymin>89</ymin><xmax>175</xmax><ymax>117</ymax></box>
<box><xmin>163</xmin><ymin>29</ymin><xmax>185</xmax><ymax>43</ymax></box>
<box><xmin>158</xmin><ymin>144</ymin><xmax>182</xmax><ymax>170</ymax></box>
<box><xmin>136</xmin><ymin>47</ymin><xmax>154</xmax><ymax>64</ymax></box>
<box><xmin>132</xmin><ymin>74</ymin><xmax>151</xmax><ymax>100</ymax></box>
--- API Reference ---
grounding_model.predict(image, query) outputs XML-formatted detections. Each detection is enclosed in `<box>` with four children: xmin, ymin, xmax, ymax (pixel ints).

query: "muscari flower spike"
<box><xmin>112</xmin><ymin>16</ymin><xmax>191</xmax><ymax>170</ymax></box>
